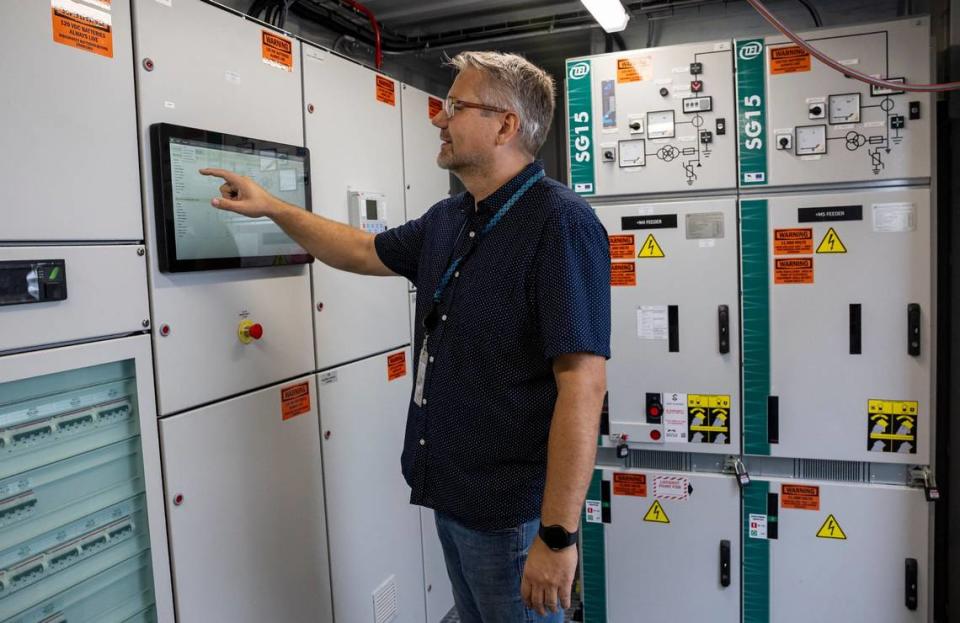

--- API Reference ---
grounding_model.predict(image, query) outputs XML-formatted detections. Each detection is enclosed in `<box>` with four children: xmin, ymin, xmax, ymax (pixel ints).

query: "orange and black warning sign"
<box><xmin>281</xmin><ymin>381</ymin><xmax>311</xmax><ymax>421</ymax></box>
<box><xmin>774</xmin><ymin>257</ymin><xmax>814</xmax><ymax>285</ymax></box>
<box><xmin>781</xmin><ymin>484</ymin><xmax>820</xmax><ymax>511</ymax></box>
<box><xmin>51</xmin><ymin>0</ymin><xmax>113</xmax><ymax>59</ymax></box>
<box><xmin>611</xmin><ymin>262</ymin><xmax>637</xmax><ymax>287</ymax></box>
<box><xmin>773</xmin><ymin>228</ymin><xmax>814</xmax><ymax>255</ymax></box>
<box><xmin>609</xmin><ymin>234</ymin><xmax>636</xmax><ymax>260</ymax></box>
<box><xmin>387</xmin><ymin>351</ymin><xmax>407</xmax><ymax>381</ymax></box>
<box><xmin>770</xmin><ymin>46</ymin><xmax>811</xmax><ymax>75</ymax></box>
<box><xmin>613</xmin><ymin>473</ymin><xmax>648</xmax><ymax>497</ymax></box>
<box><xmin>376</xmin><ymin>75</ymin><xmax>397</xmax><ymax>106</ymax></box>
<box><xmin>428</xmin><ymin>96</ymin><xmax>443</xmax><ymax>119</ymax></box>
<box><xmin>262</xmin><ymin>30</ymin><xmax>293</xmax><ymax>71</ymax></box>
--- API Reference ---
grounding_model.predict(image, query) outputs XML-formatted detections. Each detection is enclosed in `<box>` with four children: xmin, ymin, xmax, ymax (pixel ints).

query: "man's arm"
<box><xmin>200</xmin><ymin>168</ymin><xmax>395</xmax><ymax>276</ymax></box>
<box><xmin>521</xmin><ymin>352</ymin><xmax>606</xmax><ymax>615</ymax></box>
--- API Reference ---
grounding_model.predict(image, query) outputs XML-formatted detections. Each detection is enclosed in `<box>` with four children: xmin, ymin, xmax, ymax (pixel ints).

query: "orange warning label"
<box><xmin>775</xmin><ymin>257</ymin><xmax>814</xmax><ymax>285</ymax></box>
<box><xmin>609</xmin><ymin>234</ymin><xmax>636</xmax><ymax>260</ymax></box>
<box><xmin>376</xmin><ymin>76</ymin><xmax>397</xmax><ymax>106</ymax></box>
<box><xmin>781</xmin><ymin>484</ymin><xmax>820</xmax><ymax>511</ymax></box>
<box><xmin>262</xmin><ymin>31</ymin><xmax>293</xmax><ymax>71</ymax></box>
<box><xmin>773</xmin><ymin>228</ymin><xmax>814</xmax><ymax>255</ymax></box>
<box><xmin>613</xmin><ymin>473</ymin><xmax>648</xmax><ymax>497</ymax></box>
<box><xmin>611</xmin><ymin>262</ymin><xmax>637</xmax><ymax>287</ymax></box>
<box><xmin>428</xmin><ymin>96</ymin><xmax>443</xmax><ymax>119</ymax></box>
<box><xmin>770</xmin><ymin>46</ymin><xmax>811</xmax><ymax>75</ymax></box>
<box><xmin>281</xmin><ymin>381</ymin><xmax>311</xmax><ymax>421</ymax></box>
<box><xmin>51</xmin><ymin>5</ymin><xmax>113</xmax><ymax>59</ymax></box>
<box><xmin>617</xmin><ymin>57</ymin><xmax>650</xmax><ymax>83</ymax></box>
<box><xmin>387</xmin><ymin>351</ymin><xmax>407</xmax><ymax>381</ymax></box>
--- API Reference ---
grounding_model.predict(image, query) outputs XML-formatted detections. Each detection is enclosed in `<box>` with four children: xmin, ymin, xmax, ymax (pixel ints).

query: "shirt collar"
<box><xmin>467</xmin><ymin>160</ymin><xmax>545</xmax><ymax>215</ymax></box>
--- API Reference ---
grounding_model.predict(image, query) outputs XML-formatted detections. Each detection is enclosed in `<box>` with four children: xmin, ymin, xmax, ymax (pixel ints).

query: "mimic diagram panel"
<box><xmin>743</xmin><ymin>479</ymin><xmax>930</xmax><ymax>622</ymax></box>
<box><xmin>304</xmin><ymin>45</ymin><xmax>411</xmax><ymax>370</ymax></box>
<box><xmin>401</xmin><ymin>85</ymin><xmax>452</xmax><ymax>225</ymax></box>
<box><xmin>584</xmin><ymin>469</ymin><xmax>740</xmax><ymax>622</ymax></box>
<box><xmin>2</xmin><ymin>0</ymin><xmax>143</xmax><ymax>242</ymax></box>
<box><xmin>737</xmin><ymin>17</ymin><xmax>932</xmax><ymax>188</ymax></box>
<box><xmin>133</xmin><ymin>0</ymin><xmax>314</xmax><ymax>415</ymax></box>
<box><xmin>567</xmin><ymin>40</ymin><xmax>737</xmax><ymax>197</ymax></box>
<box><xmin>740</xmin><ymin>188</ymin><xmax>932</xmax><ymax>463</ymax></box>
<box><xmin>160</xmin><ymin>376</ymin><xmax>333</xmax><ymax>623</ymax></box>
<box><xmin>594</xmin><ymin>198</ymin><xmax>740</xmax><ymax>454</ymax></box>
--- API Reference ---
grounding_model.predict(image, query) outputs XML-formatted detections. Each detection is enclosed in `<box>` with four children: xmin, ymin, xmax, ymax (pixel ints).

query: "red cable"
<box><xmin>342</xmin><ymin>0</ymin><xmax>382</xmax><ymax>69</ymax></box>
<box><xmin>746</xmin><ymin>0</ymin><xmax>960</xmax><ymax>93</ymax></box>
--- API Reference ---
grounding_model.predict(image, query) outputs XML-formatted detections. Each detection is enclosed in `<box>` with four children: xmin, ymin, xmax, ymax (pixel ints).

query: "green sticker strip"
<box><xmin>743</xmin><ymin>480</ymin><xmax>771</xmax><ymax>623</ymax></box>
<box><xmin>566</xmin><ymin>59</ymin><xmax>596</xmax><ymax>196</ymax></box>
<box><xmin>735</xmin><ymin>39</ymin><xmax>769</xmax><ymax>186</ymax></box>
<box><xmin>581</xmin><ymin>469</ymin><xmax>607</xmax><ymax>623</ymax></box>
<box><xmin>741</xmin><ymin>199</ymin><xmax>771</xmax><ymax>455</ymax></box>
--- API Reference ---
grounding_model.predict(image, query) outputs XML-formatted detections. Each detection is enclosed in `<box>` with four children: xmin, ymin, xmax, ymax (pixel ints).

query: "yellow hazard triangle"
<box><xmin>643</xmin><ymin>500</ymin><xmax>670</xmax><ymax>523</ymax></box>
<box><xmin>816</xmin><ymin>514</ymin><xmax>847</xmax><ymax>540</ymax></box>
<box><xmin>638</xmin><ymin>234</ymin><xmax>665</xmax><ymax>258</ymax></box>
<box><xmin>816</xmin><ymin>228</ymin><xmax>847</xmax><ymax>254</ymax></box>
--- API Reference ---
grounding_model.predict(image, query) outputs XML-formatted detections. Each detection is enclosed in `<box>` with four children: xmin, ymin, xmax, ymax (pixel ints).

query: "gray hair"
<box><xmin>447</xmin><ymin>51</ymin><xmax>556</xmax><ymax>156</ymax></box>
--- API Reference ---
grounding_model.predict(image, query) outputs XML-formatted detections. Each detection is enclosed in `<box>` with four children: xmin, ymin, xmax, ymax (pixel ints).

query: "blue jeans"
<box><xmin>434</xmin><ymin>512</ymin><xmax>565</xmax><ymax>623</ymax></box>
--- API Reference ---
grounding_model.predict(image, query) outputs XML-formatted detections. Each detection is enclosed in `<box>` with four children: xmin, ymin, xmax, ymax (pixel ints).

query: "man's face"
<box><xmin>432</xmin><ymin>68</ymin><xmax>504</xmax><ymax>172</ymax></box>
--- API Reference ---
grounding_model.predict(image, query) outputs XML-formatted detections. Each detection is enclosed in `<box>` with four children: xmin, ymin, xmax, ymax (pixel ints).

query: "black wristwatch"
<box><xmin>538</xmin><ymin>523</ymin><xmax>578</xmax><ymax>551</ymax></box>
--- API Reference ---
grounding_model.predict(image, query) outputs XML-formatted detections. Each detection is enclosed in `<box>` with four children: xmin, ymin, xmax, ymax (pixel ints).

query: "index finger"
<box><xmin>199</xmin><ymin>167</ymin><xmax>241</xmax><ymax>184</ymax></box>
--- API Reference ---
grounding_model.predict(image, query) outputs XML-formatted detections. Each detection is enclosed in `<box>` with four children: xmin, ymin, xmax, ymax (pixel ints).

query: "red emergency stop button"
<box><xmin>650</xmin><ymin>430</ymin><xmax>662</xmax><ymax>441</ymax></box>
<box><xmin>248</xmin><ymin>323</ymin><xmax>263</xmax><ymax>340</ymax></box>
<box><xmin>238</xmin><ymin>320</ymin><xmax>264</xmax><ymax>344</ymax></box>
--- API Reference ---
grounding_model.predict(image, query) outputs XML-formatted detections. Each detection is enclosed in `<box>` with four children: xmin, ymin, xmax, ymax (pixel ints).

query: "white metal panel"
<box><xmin>420</xmin><ymin>508</ymin><xmax>455</xmax><ymax>623</ymax></box>
<box><xmin>132</xmin><ymin>0</ymin><xmax>314</xmax><ymax>415</ymax></box>
<box><xmin>400</xmin><ymin>84</ymin><xmax>451</xmax><ymax>223</ymax></box>
<box><xmin>0</xmin><ymin>335</ymin><xmax>174</xmax><ymax>623</ymax></box>
<box><xmin>761</xmin><ymin>18</ymin><xmax>932</xmax><ymax>187</ymax></box>
<box><xmin>567</xmin><ymin>40</ymin><xmax>738</xmax><ymax>197</ymax></box>
<box><xmin>0</xmin><ymin>246</ymin><xmax>149</xmax><ymax>354</ymax></box>
<box><xmin>764</xmin><ymin>188</ymin><xmax>932</xmax><ymax>463</ymax></box>
<box><xmin>0</xmin><ymin>0</ymin><xmax>142</xmax><ymax>241</ymax></box>
<box><xmin>317</xmin><ymin>348</ymin><xmax>426</xmax><ymax>623</ymax></box>
<box><xmin>159</xmin><ymin>376</ymin><xmax>333</xmax><ymax>623</ymax></box>
<box><xmin>602</xmin><ymin>468</ymin><xmax>740</xmax><ymax>622</ymax></box>
<box><xmin>593</xmin><ymin>198</ymin><xmax>740</xmax><ymax>454</ymax></box>
<box><xmin>763</xmin><ymin>478</ymin><xmax>930</xmax><ymax>622</ymax></box>
<box><xmin>304</xmin><ymin>45</ymin><xmax>411</xmax><ymax>368</ymax></box>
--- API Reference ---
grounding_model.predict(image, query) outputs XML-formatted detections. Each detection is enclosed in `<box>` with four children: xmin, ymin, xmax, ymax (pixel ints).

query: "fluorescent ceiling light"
<box><xmin>580</xmin><ymin>0</ymin><xmax>630</xmax><ymax>33</ymax></box>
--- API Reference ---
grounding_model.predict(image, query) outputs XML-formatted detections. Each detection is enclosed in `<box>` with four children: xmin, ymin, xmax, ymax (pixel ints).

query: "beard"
<box><xmin>436</xmin><ymin>142</ymin><xmax>488</xmax><ymax>172</ymax></box>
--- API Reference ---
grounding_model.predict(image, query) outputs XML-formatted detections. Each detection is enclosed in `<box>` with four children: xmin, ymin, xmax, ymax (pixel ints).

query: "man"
<box><xmin>201</xmin><ymin>51</ymin><xmax>610</xmax><ymax>622</ymax></box>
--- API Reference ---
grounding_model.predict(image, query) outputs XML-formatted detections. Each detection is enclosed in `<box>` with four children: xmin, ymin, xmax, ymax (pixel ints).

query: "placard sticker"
<box><xmin>613</xmin><ymin>473</ymin><xmax>648</xmax><ymax>497</ymax></box>
<box><xmin>687</xmin><ymin>394</ymin><xmax>731</xmax><ymax>444</ymax></box>
<box><xmin>770</xmin><ymin>46</ymin><xmax>811</xmax><ymax>74</ymax></box>
<box><xmin>387</xmin><ymin>352</ymin><xmax>407</xmax><ymax>381</ymax></box>
<box><xmin>781</xmin><ymin>484</ymin><xmax>820</xmax><ymax>510</ymax></box>
<box><xmin>774</xmin><ymin>228</ymin><xmax>814</xmax><ymax>255</ymax></box>
<box><xmin>663</xmin><ymin>392</ymin><xmax>688</xmax><ymax>442</ymax></box>
<box><xmin>281</xmin><ymin>381</ymin><xmax>311</xmax><ymax>421</ymax></box>
<box><xmin>873</xmin><ymin>203</ymin><xmax>916</xmax><ymax>233</ymax></box>
<box><xmin>643</xmin><ymin>500</ymin><xmax>670</xmax><ymax>524</ymax></box>
<box><xmin>653</xmin><ymin>476</ymin><xmax>689</xmax><ymax>501</ymax></box>
<box><xmin>685</xmin><ymin>212</ymin><xmax>725</xmax><ymax>240</ymax></box>
<box><xmin>428</xmin><ymin>96</ymin><xmax>443</xmax><ymax>119</ymax></box>
<box><xmin>868</xmin><ymin>399</ymin><xmax>918</xmax><ymax>454</ymax></box>
<box><xmin>816</xmin><ymin>514</ymin><xmax>847</xmax><ymax>540</ymax></box>
<box><xmin>748</xmin><ymin>513</ymin><xmax>768</xmax><ymax>539</ymax></box>
<box><xmin>774</xmin><ymin>257</ymin><xmax>814</xmax><ymax>285</ymax></box>
<box><xmin>51</xmin><ymin>0</ymin><xmax>113</xmax><ymax>59</ymax></box>
<box><xmin>617</xmin><ymin>57</ymin><xmax>652</xmax><ymax>83</ymax></box>
<box><xmin>376</xmin><ymin>75</ymin><xmax>397</xmax><ymax>106</ymax></box>
<box><xmin>638</xmin><ymin>234</ymin><xmax>665</xmax><ymax>258</ymax></box>
<box><xmin>637</xmin><ymin>306</ymin><xmax>668</xmax><ymax>340</ymax></box>
<box><xmin>611</xmin><ymin>262</ymin><xmax>637</xmax><ymax>287</ymax></box>
<box><xmin>261</xmin><ymin>30</ymin><xmax>293</xmax><ymax>71</ymax></box>
<box><xmin>585</xmin><ymin>500</ymin><xmax>602</xmax><ymax>524</ymax></box>
<box><xmin>319</xmin><ymin>371</ymin><xmax>338</xmax><ymax>385</ymax></box>
<box><xmin>816</xmin><ymin>227</ymin><xmax>847</xmax><ymax>254</ymax></box>
<box><xmin>606</xmin><ymin>234</ymin><xmax>635</xmax><ymax>260</ymax></box>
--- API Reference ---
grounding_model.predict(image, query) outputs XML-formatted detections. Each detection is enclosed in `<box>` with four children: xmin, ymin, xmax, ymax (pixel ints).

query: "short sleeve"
<box><xmin>533</xmin><ymin>202</ymin><xmax>611</xmax><ymax>360</ymax></box>
<box><xmin>374</xmin><ymin>212</ymin><xmax>429</xmax><ymax>283</ymax></box>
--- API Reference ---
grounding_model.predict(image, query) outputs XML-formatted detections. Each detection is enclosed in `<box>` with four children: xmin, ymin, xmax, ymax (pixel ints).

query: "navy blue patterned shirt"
<box><xmin>375</xmin><ymin>161</ymin><xmax>611</xmax><ymax>531</ymax></box>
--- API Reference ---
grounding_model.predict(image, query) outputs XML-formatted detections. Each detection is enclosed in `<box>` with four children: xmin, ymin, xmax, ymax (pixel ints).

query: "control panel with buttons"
<box><xmin>0</xmin><ymin>259</ymin><xmax>67</xmax><ymax>306</ymax></box>
<box><xmin>348</xmin><ymin>190</ymin><xmax>388</xmax><ymax>234</ymax></box>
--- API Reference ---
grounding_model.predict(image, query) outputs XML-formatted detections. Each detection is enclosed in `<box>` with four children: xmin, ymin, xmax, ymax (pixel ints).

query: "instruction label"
<box><xmin>748</xmin><ymin>513</ymin><xmax>768</xmax><ymax>539</ymax></box>
<box><xmin>261</xmin><ymin>31</ymin><xmax>293</xmax><ymax>71</ymax></box>
<box><xmin>663</xmin><ymin>392</ymin><xmax>688</xmax><ymax>442</ymax></box>
<box><xmin>428</xmin><ymin>96</ymin><xmax>443</xmax><ymax>119</ymax></box>
<box><xmin>643</xmin><ymin>500</ymin><xmax>670</xmax><ymax>524</ymax></box>
<box><xmin>280</xmin><ymin>381</ymin><xmax>311</xmax><ymax>421</ymax></box>
<box><xmin>617</xmin><ymin>57</ymin><xmax>652</xmax><ymax>83</ymax></box>
<box><xmin>816</xmin><ymin>227</ymin><xmax>847</xmax><ymax>253</ymax></box>
<box><xmin>638</xmin><ymin>234</ymin><xmax>665</xmax><ymax>258</ymax></box>
<box><xmin>51</xmin><ymin>0</ymin><xmax>113</xmax><ymax>58</ymax></box>
<box><xmin>637</xmin><ymin>306</ymin><xmax>668</xmax><ymax>340</ymax></box>
<box><xmin>387</xmin><ymin>351</ymin><xmax>407</xmax><ymax>381</ymax></box>
<box><xmin>770</xmin><ymin>46</ymin><xmax>811</xmax><ymax>75</ymax></box>
<box><xmin>585</xmin><ymin>500</ymin><xmax>602</xmax><ymax>524</ymax></box>
<box><xmin>774</xmin><ymin>257</ymin><xmax>814</xmax><ymax>284</ymax></box>
<box><xmin>611</xmin><ymin>262</ymin><xmax>637</xmax><ymax>287</ymax></box>
<box><xmin>687</xmin><ymin>394</ymin><xmax>731</xmax><ymax>444</ymax></box>
<box><xmin>613</xmin><ymin>473</ymin><xmax>647</xmax><ymax>497</ymax></box>
<box><xmin>653</xmin><ymin>476</ymin><xmax>689</xmax><ymax>501</ymax></box>
<box><xmin>773</xmin><ymin>228</ymin><xmax>813</xmax><ymax>255</ymax></box>
<box><xmin>376</xmin><ymin>75</ymin><xmax>396</xmax><ymax>106</ymax></box>
<box><xmin>781</xmin><ymin>484</ymin><xmax>820</xmax><ymax>511</ymax></box>
<box><xmin>816</xmin><ymin>514</ymin><xmax>847</xmax><ymax>540</ymax></box>
<box><xmin>868</xmin><ymin>399</ymin><xmax>918</xmax><ymax>454</ymax></box>
<box><xmin>609</xmin><ymin>234</ymin><xmax>636</xmax><ymax>259</ymax></box>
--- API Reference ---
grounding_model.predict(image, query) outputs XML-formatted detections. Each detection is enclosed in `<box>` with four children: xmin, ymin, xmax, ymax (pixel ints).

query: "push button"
<box><xmin>238</xmin><ymin>319</ymin><xmax>264</xmax><ymax>344</ymax></box>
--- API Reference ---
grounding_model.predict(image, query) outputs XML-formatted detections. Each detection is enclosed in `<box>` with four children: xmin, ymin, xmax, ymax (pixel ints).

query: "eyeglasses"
<box><xmin>442</xmin><ymin>96</ymin><xmax>510</xmax><ymax>118</ymax></box>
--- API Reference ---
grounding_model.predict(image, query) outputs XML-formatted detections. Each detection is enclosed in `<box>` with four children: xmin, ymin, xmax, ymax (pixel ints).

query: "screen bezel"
<box><xmin>150</xmin><ymin>123</ymin><xmax>314</xmax><ymax>273</ymax></box>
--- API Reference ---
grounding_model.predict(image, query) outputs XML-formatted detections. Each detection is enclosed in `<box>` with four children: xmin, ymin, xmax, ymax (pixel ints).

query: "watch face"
<box><xmin>540</xmin><ymin>524</ymin><xmax>574</xmax><ymax>549</ymax></box>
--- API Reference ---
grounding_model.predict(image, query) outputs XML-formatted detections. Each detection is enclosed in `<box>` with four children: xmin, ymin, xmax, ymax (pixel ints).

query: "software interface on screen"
<box><xmin>168</xmin><ymin>137</ymin><xmax>308</xmax><ymax>261</ymax></box>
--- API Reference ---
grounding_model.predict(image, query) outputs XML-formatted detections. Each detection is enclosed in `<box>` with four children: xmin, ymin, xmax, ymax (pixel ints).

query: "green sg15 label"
<box><xmin>567</xmin><ymin>59</ymin><xmax>595</xmax><ymax>195</ymax></box>
<box><xmin>735</xmin><ymin>39</ymin><xmax>768</xmax><ymax>186</ymax></box>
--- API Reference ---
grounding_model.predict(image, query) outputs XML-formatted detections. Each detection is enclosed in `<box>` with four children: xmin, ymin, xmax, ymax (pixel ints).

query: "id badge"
<box><xmin>413</xmin><ymin>336</ymin><xmax>429</xmax><ymax>407</ymax></box>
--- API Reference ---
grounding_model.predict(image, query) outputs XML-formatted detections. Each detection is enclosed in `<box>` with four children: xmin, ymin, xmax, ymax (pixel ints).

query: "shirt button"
<box><xmin>454</xmin><ymin>271</ymin><xmax>460</xmax><ymax>278</ymax></box>
<box><xmin>422</xmin><ymin>398</ymin><xmax>427</xmax><ymax>405</ymax></box>
<box><xmin>469</xmin><ymin>231</ymin><xmax>476</xmax><ymax>238</ymax></box>
<box><xmin>429</xmin><ymin>356</ymin><xmax>435</xmax><ymax>362</ymax></box>
<box><xmin>441</xmin><ymin>314</ymin><xmax>447</xmax><ymax>322</ymax></box>
<box><xmin>419</xmin><ymin>438</ymin><xmax>426</xmax><ymax>446</ymax></box>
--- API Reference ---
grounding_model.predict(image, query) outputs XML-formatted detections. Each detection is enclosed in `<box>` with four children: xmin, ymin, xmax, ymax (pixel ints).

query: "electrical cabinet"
<box><xmin>401</xmin><ymin>84</ymin><xmax>451</xmax><ymax>225</ymax></box>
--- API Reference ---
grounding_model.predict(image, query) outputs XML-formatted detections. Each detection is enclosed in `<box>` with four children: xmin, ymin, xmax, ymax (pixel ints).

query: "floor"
<box><xmin>440</xmin><ymin>606</ymin><xmax>578</xmax><ymax>622</ymax></box>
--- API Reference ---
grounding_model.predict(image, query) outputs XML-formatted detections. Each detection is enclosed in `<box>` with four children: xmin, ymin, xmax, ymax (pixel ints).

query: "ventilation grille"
<box><xmin>796</xmin><ymin>459</ymin><xmax>868</xmax><ymax>482</ymax></box>
<box><xmin>372</xmin><ymin>575</ymin><xmax>399</xmax><ymax>623</ymax></box>
<box><xmin>627</xmin><ymin>449</ymin><xmax>690</xmax><ymax>472</ymax></box>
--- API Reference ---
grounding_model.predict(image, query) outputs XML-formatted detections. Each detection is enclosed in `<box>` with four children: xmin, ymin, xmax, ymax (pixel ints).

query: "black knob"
<box><xmin>630</xmin><ymin>121</ymin><xmax>641</xmax><ymax>130</ymax></box>
<box><xmin>779</xmin><ymin>137</ymin><xmax>789</xmax><ymax>148</ymax></box>
<box><xmin>659</xmin><ymin>87</ymin><xmax>669</xmax><ymax>97</ymax></box>
<box><xmin>810</xmin><ymin>105</ymin><xmax>822</xmax><ymax>116</ymax></box>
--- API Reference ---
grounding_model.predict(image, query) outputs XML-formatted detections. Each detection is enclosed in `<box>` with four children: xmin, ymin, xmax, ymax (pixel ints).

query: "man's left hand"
<box><xmin>521</xmin><ymin>536</ymin><xmax>577</xmax><ymax>616</ymax></box>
